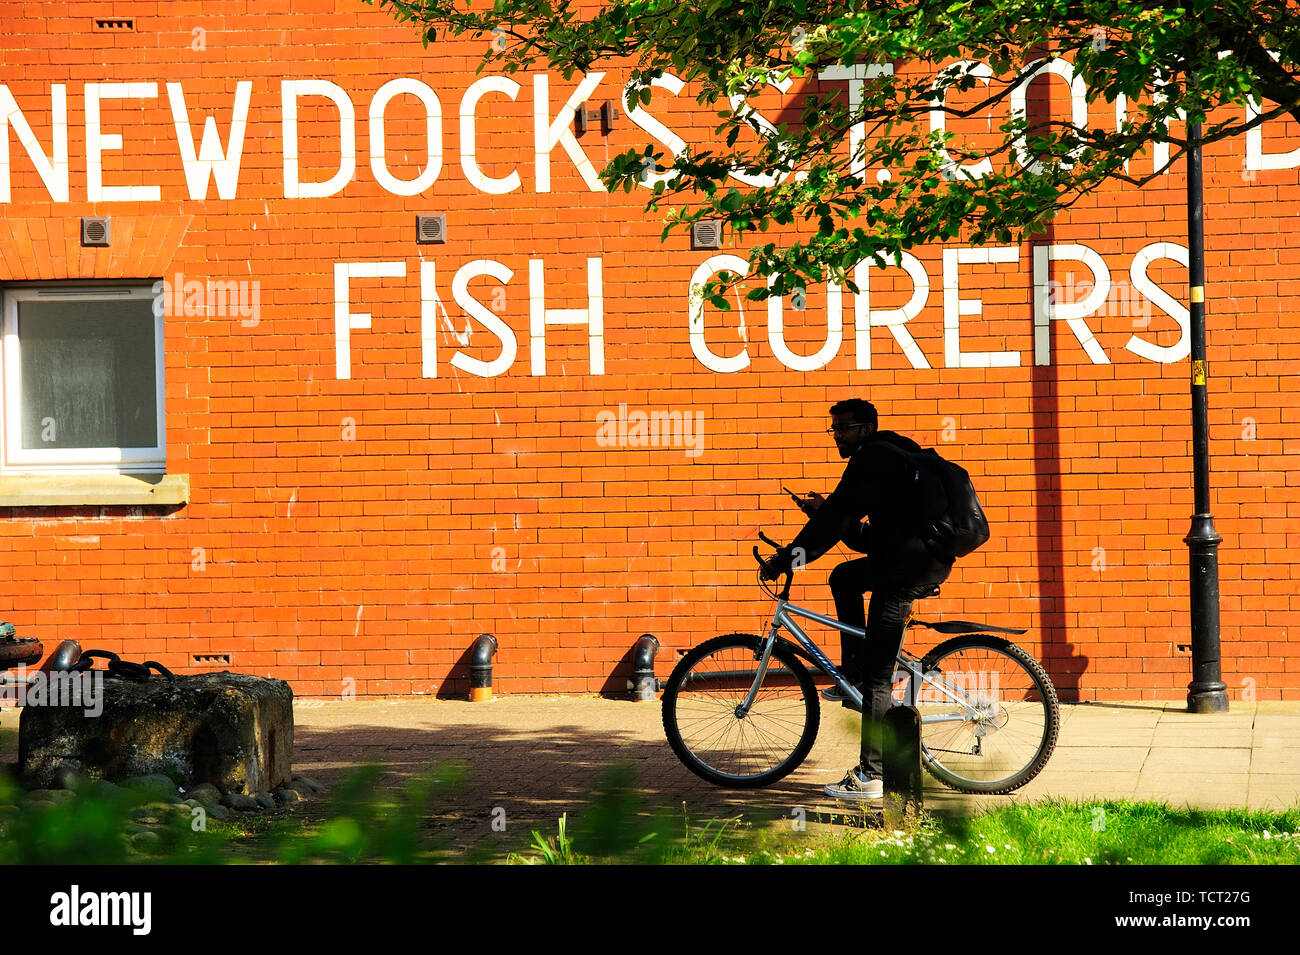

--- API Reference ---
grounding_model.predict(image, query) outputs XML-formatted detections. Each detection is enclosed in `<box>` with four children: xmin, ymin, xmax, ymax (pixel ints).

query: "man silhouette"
<box><xmin>762</xmin><ymin>398</ymin><xmax>953</xmax><ymax>800</ymax></box>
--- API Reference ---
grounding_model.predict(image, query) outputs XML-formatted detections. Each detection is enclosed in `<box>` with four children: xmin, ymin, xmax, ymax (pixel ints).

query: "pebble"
<box><xmin>26</xmin><ymin>789</ymin><xmax>76</xmax><ymax>804</ymax></box>
<box><xmin>221</xmin><ymin>792</ymin><xmax>259</xmax><ymax>811</ymax></box>
<box><xmin>54</xmin><ymin>766</ymin><xmax>83</xmax><ymax>790</ymax></box>
<box><xmin>121</xmin><ymin>775</ymin><xmax>182</xmax><ymax>802</ymax></box>
<box><xmin>130</xmin><ymin>830</ymin><xmax>162</xmax><ymax>849</ymax></box>
<box><xmin>184</xmin><ymin>783</ymin><xmax>223</xmax><ymax>808</ymax></box>
<box><xmin>292</xmin><ymin>775</ymin><xmax>323</xmax><ymax>794</ymax></box>
<box><xmin>95</xmin><ymin>779</ymin><xmax>127</xmax><ymax>799</ymax></box>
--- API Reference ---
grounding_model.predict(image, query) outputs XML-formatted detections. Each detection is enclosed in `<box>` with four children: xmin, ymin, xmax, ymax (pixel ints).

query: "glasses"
<box><xmin>826</xmin><ymin>423</ymin><xmax>867</xmax><ymax>435</ymax></box>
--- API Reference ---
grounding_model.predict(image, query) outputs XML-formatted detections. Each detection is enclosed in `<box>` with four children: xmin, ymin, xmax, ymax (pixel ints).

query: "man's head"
<box><xmin>828</xmin><ymin>399</ymin><xmax>878</xmax><ymax>458</ymax></box>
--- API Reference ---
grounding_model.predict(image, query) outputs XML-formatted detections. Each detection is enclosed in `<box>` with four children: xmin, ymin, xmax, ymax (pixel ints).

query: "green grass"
<box><xmin>5</xmin><ymin>762</ymin><xmax>1300</xmax><ymax>864</ymax></box>
<box><xmin>0</xmin><ymin>773</ymin><xmax>228</xmax><ymax>865</ymax></box>
<box><xmin>0</xmin><ymin>762</ymin><xmax>469</xmax><ymax>865</ymax></box>
<box><xmin>736</xmin><ymin>800</ymin><xmax>1300</xmax><ymax>866</ymax></box>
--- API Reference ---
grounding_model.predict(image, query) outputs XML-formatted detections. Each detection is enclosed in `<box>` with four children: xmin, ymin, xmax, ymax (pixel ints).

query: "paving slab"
<box><xmin>1059</xmin><ymin>730</ymin><xmax>1156</xmax><ymax>746</ymax></box>
<box><xmin>1043</xmin><ymin>746</ymin><xmax>1151</xmax><ymax>772</ymax></box>
<box><xmin>1141</xmin><ymin>747</ymin><xmax>1252</xmax><ymax>774</ymax></box>
<box><xmin>1061</xmin><ymin>705</ymin><xmax>1161</xmax><ymax>720</ymax></box>
<box><xmin>1256</xmin><ymin>702</ymin><xmax>1300</xmax><ymax>715</ymax></box>
<box><xmin>1249</xmin><ymin>750</ymin><xmax>1300</xmax><ymax>774</ymax></box>
<box><xmin>1151</xmin><ymin>724</ymin><xmax>1254</xmax><ymax>747</ymax></box>
<box><xmin>1156</xmin><ymin>711</ymin><xmax>1256</xmax><ymax>726</ymax></box>
<box><xmin>1246</xmin><ymin>777</ymin><xmax>1300</xmax><ymax>812</ymax></box>
<box><xmin>1254</xmin><ymin>717</ymin><xmax>1300</xmax><ymax>735</ymax></box>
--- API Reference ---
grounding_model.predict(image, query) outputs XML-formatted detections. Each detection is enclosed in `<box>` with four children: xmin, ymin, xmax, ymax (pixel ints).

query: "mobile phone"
<box><xmin>782</xmin><ymin>486</ymin><xmax>806</xmax><ymax>508</ymax></box>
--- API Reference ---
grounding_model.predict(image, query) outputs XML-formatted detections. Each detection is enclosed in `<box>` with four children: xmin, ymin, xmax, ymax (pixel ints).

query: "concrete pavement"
<box><xmin>287</xmin><ymin>696</ymin><xmax>1300</xmax><ymax>850</ymax></box>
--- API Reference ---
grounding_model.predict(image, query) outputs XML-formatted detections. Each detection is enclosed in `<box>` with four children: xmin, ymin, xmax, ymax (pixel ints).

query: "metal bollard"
<box><xmin>628</xmin><ymin>633</ymin><xmax>660</xmax><ymax>701</ymax></box>
<box><xmin>469</xmin><ymin>633</ymin><xmax>497</xmax><ymax>701</ymax></box>
<box><xmin>882</xmin><ymin>705</ymin><xmax>923</xmax><ymax>827</ymax></box>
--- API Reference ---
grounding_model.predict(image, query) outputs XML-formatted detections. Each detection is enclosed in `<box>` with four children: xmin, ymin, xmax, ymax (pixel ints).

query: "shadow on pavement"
<box><xmin>292</xmin><ymin>719</ymin><xmax>849</xmax><ymax>857</ymax></box>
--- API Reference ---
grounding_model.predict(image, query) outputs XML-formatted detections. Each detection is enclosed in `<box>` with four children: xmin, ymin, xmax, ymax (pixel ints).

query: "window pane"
<box><xmin>18</xmin><ymin>297</ymin><xmax>158</xmax><ymax>450</ymax></box>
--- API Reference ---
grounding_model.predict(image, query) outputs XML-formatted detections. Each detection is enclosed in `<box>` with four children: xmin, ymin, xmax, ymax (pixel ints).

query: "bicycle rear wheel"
<box><xmin>912</xmin><ymin>635</ymin><xmax>1059</xmax><ymax>794</ymax></box>
<box><xmin>661</xmin><ymin>633</ymin><xmax>819</xmax><ymax>788</ymax></box>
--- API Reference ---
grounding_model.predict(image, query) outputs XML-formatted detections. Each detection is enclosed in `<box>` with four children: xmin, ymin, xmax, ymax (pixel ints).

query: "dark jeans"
<box><xmin>828</xmin><ymin>558</ymin><xmax>947</xmax><ymax>778</ymax></box>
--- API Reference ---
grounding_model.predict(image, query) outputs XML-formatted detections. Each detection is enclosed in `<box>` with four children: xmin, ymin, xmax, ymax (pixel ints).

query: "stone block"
<box><xmin>19</xmin><ymin>671</ymin><xmax>293</xmax><ymax>794</ymax></box>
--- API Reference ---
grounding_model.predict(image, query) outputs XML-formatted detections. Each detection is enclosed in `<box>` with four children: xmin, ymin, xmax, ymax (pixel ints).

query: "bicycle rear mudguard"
<box><xmin>909</xmin><ymin>618</ymin><xmax>1028</xmax><ymax>635</ymax></box>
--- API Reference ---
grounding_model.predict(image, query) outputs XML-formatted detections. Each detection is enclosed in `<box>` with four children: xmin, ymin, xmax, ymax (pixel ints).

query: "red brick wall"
<box><xmin>1</xmin><ymin>2</ymin><xmax>1296</xmax><ymax>700</ymax></box>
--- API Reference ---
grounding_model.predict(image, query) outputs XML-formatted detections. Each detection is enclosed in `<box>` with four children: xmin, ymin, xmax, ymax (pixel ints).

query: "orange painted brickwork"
<box><xmin>0</xmin><ymin>2</ymin><xmax>1297</xmax><ymax>701</ymax></box>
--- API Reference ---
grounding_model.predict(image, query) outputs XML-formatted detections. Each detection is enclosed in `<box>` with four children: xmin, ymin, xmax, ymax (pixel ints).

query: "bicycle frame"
<box><xmin>737</xmin><ymin>596</ymin><xmax>983</xmax><ymax>727</ymax></box>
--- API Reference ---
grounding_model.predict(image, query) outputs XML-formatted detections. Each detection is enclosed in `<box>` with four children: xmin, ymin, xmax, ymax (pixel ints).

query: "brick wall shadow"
<box><xmin>1026</xmin><ymin>65</ymin><xmax>1088</xmax><ymax>700</ymax></box>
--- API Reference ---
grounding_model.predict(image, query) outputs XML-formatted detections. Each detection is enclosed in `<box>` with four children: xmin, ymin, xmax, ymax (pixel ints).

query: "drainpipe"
<box><xmin>45</xmin><ymin>640</ymin><xmax>83</xmax><ymax>672</ymax></box>
<box><xmin>469</xmin><ymin>633</ymin><xmax>497</xmax><ymax>701</ymax></box>
<box><xmin>629</xmin><ymin>633</ymin><xmax>660</xmax><ymax>701</ymax></box>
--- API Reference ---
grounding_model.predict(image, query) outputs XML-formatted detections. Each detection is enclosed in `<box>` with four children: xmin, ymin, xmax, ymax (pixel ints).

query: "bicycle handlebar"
<box><xmin>753</xmin><ymin>487</ymin><xmax>815</xmax><ymax>600</ymax></box>
<box><xmin>753</xmin><ymin>538</ymin><xmax>793</xmax><ymax>601</ymax></box>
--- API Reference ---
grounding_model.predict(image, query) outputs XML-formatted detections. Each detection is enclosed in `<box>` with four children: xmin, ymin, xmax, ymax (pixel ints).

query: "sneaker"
<box><xmin>823</xmin><ymin>769</ymin><xmax>883</xmax><ymax>801</ymax></box>
<box><xmin>819</xmin><ymin>684</ymin><xmax>862</xmax><ymax>712</ymax></box>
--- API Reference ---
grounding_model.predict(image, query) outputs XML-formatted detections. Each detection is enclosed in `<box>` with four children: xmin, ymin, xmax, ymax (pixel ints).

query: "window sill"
<box><xmin>0</xmin><ymin>473</ymin><xmax>189</xmax><ymax>507</ymax></box>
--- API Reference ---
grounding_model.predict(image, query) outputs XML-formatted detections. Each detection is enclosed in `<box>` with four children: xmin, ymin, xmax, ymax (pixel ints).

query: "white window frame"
<box><xmin>1</xmin><ymin>284</ymin><xmax>165</xmax><ymax>474</ymax></box>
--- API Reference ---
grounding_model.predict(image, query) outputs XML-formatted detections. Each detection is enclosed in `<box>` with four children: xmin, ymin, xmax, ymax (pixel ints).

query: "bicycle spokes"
<box><xmin>662</xmin><ymin>634</ymin><xmax>820</xmax><ymax>788</ymax></box>
<box><xmin>906</xmin><ymin>639</ymin><xmax>1059</xmax><ymax>792</ymax></box>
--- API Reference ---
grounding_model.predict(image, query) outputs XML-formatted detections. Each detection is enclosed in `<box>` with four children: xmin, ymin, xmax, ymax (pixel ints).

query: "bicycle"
<box><xmin>661</xmin><ymin>533</ymin><xmax>1059</xmax><ymax>794</ymax></box>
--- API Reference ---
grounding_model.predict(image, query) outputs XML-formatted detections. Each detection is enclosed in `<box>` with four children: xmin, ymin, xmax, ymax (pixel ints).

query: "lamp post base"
<box><xmin>1187</xmin><ymin>683</ymin><xmax>1229</xmax><ymax>713</ymax></box>
<box><xmin>1184</xmin><ymin>514</ymin><xmax>1227</xmax><ymax>714</ymax></box>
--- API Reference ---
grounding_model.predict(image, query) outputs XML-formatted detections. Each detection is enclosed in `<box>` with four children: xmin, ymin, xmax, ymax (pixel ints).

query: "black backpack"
<box><xmin>878</xmin><ymin>440</ymin><xmax>990</xmax><ymax>560</ymax></box>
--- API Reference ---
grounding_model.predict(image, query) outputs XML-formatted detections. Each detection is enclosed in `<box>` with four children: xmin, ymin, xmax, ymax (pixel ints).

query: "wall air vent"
<box><xmin>93</xmin><ymin>18</ymin><xmax>135</xmax><ymax>31</ymax></box>
<box><xmin>192</xmin><ymin>653</ymin><xmax>232</xmax><ymax>666</ymax></box>
<box><xmin>690</xmin><ymin>219</ymin><xmax>724</xmax><ymax>250</ymax></box>
<box><xmin>416</xmin><ymin>213</ymin><xmax>447</xmax><ymax>244</ymax></box>
<box><xmin>81</xmin><ymin>217</ymin><xmax>111</xmax><ymax>247</ymax></box>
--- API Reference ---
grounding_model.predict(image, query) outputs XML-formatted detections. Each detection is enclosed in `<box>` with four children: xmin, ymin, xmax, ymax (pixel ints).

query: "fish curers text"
<box><xmin>337</xmin><ymin>242</ymin><xmax>1193</xmax><ymax>381</ymax></box>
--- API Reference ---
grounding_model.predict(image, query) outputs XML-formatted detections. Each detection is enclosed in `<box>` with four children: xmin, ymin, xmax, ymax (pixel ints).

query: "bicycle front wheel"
<box><xmin>912</xmin><ymin>636</ymin><xmax>1059</xmax><ymax>794</ymax></box>
<box><xmin>662</xmin><ymin>633</ymin><xmax>820</xmax><ymax>788</ymax></box>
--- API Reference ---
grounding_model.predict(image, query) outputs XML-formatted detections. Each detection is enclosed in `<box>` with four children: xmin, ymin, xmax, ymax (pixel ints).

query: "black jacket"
<box><xmin>787</xmin><ymin>430</ymin><xmax>953</xmax><ymax>586</ymax></box>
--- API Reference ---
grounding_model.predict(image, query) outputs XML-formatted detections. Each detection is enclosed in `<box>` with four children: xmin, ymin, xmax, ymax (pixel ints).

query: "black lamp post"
<box><xmin>1183</xmin><ymin>119</ymin><xmax>1229</xmax><ymax>714</ymax></box>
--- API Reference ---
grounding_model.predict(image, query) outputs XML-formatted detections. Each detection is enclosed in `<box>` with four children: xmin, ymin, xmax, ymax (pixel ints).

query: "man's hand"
<box><xmin>784</xmin><ymin>486</ymin><xmax>826</xmax><ymax>516</ymax></box>
<box><xmin>760</xmin><ymin>546</ymin><xmax>794</xmax><ymax>581</ymax></box>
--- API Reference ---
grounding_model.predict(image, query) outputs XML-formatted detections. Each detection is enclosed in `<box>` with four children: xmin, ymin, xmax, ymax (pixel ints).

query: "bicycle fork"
<box><xmin>734</xmin><ymin>627</ymin><xmax>781</xmax><ymax>718</ymax></box>
<box><xmin>737</xmin><ymin>613</ymin><xmax>869</xmax><ymax>716</ymax></box>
